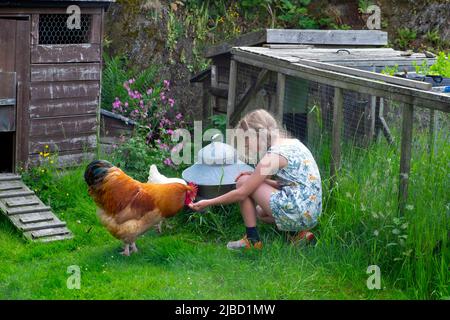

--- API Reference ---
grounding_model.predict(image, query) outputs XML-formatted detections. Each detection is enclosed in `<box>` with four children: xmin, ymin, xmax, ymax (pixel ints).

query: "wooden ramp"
<box><xmin>0</xmin><ymin>173</ymin><xmax>73</xmax><ymax>242</ymax></box>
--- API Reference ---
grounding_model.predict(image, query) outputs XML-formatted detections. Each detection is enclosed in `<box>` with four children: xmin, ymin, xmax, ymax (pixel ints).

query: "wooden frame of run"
<box><xmin>227</xmin><ymin>47</ymin><xmax>450</xmax><ymax>214</ymax></box>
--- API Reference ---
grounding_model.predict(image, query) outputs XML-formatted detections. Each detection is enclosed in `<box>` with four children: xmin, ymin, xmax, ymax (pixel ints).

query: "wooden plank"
<box><xmin>205</xmin><ymin>30</ymin><xmax>266</xmax><ymax>58</ymax></box>
<box><xmin>6</xmin><ymin>197</ymin><xmax>39</xmax><ymax>208</ymax></box>
<box><xmin>0</xmin><ymin>182</ymin><xmax>22</xmax><ymax>191</ymax></box>
<box><xmin>35</xmin><ymin>233</ymin><xmax>73</xmax><ymax>242</ymax></box>
<box><xmin>293</xmin><ymin>59</ymin><xmax>432</xmax><ymax>91</ymax></box>
<box><xmin>31</xmin><ymin>63</ymin><xmax>101</xmax><ymax>82</ymax></box>
<box><xmin>31</xmin><ymin>14</ymin><xmax>39</xmax><ymax>45</ymax></box>
<box><xmin>0</xmin><ymin>72</ymin><xmax>16</xmax><ymax>99</ymax></box>
<box><xmin>96</xmin><ymin>8</ymin><xmax>105</xmax><ymax>157</ymax></box>
<box><xmin>370</xmin><ymin>95</ymin><xmax>377</xmax><ymax>140</ymax></box>
<box><xmin>29</xmin><ymin>134</ymin><xmax>97</xmax><ymax>154</ymax></box>
<box><xmin>211</xmin><ymin>65</ymin><xmax>218</xmax><ymax>87</ymax></box>
<box><xmin>29</xmin><ymin>115</ymin><xmax>97</xmax><ymax>137</ymax></box>
<box><xmin>398</xmin><ymin>103</ymin><xmax>414</xmax><ymax>214</ymax></box>
<box><xmin>19</xmin><ymin>213</ymin><xmax>54</xmax><ymax>224</ymax></box>
<box><xmin>263</xmin><ymin>44</ymin><xmax>314</xmax><ymax>49</ymax></box>
<box><xmin>30</xmin><ymin>81</ymin><xmax>100</xmax><ymax>100</ymax></box>
<box><xmin>265</xmin><ymin>29</ymin><xmax>388</xmax><ymax>46</ymax></box>
<box><xmin>275</xmin><ymin>73</ymin><xmax>286</xmax><ymax>124</ymax></box>
<box><xmin>19</xmin><ymin>220</ymin><xmax>66</xmax><ymax>232</ymax></box>
<box><xmin>15</xmin><ymin>18</ymin><xmax>31</xmax><ymax>167</ymax></box>
<box><xmin>7</xmin><ymin>205</ymin><xmax>52</xmax><ymax>215</ymax></box>
<box><xmin>0</xmin><ymin>19</ymin><xmax>16</xmax><ymax>72</ymax></box>
<box><xmin>31</xmin><ymin>227</ymin><xmax>71</xmax><ymax>239</ymax></box>
<box><xmin>90</xmin><ymin>14</ymin><xmax>102</xmax><ymax>44</ymax></box>
<box><xmin>31</xmin><ymin>44</ymin><xmax>101</xmax><ymax>63</ymax></box>
<box><xmin>226</xmin><ymin>59</ymin><xmax>238</xmax><ymax>127</ymax></box>
<box><xmin>231</xmin><ymin>68</ymin><xmax>270</xmax><ymax>125</ymax></box>
<box><xmin>0</xmin><ymin>174</ymin><xmax>21</xmax><ymax>182</ymax></box>
<box><xmin>28</xmin><ymin>150</ymin><xmax>96</xmax><ymax>168</ymax></box>
<box><xmin>29</xmin><ymin>96</ymin><xmax>98</xmax><ymax>118</ymax></box>
<box><xmin>428</xmin><ymin>109</ymin><xmax>437</xmax><ymax>157</ymax></box>
<box><xmin>232</xmin><ymin>49</ymin><xmax>450</xmax><ymax>112</ymax></box>
<box><xmin>0</xmin><ymin>190</ymin><xmax>34</xmax><ymax>199</ymax></box>
<box><xmin>330</xmin><ymin>87</ymin><xmax>343</xmax><ymax>188</ymax></box>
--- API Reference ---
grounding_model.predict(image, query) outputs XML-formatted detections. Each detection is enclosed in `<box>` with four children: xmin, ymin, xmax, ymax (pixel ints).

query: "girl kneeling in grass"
<box><xmin>189</xmin><ymin>109</ymin><xmax>322</xmax><ymax>250</ymax></box>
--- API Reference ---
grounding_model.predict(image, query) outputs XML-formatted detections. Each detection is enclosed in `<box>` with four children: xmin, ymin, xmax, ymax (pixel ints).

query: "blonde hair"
<box><xmin>236</xmin><ymin>109</ymin><xmax>287</xmax><ymax>151</ymax></box>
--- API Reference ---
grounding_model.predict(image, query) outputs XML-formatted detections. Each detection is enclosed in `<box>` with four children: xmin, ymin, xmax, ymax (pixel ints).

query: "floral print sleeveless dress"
<box><xmin>267</xmin><ymin>139</ymin><xmax>322</xmax><ymax>231</ymax></box>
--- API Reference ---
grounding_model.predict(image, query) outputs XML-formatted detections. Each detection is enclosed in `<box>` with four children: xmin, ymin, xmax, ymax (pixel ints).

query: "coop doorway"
<box><xmin>0</xmin><ymin>132</ymin><xmax>14</xmax><ymax>173</ymax></box>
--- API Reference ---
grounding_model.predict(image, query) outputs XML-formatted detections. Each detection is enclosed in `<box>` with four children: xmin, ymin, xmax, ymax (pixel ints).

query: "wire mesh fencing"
<box><xmin>231</xmin><ymin>60</ymin><xmax>449</xmax><ymax>217</ymax></box>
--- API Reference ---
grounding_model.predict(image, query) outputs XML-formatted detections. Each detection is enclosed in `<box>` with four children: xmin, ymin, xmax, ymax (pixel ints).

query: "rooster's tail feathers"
<box><xmin>84</xmin><ymin>160</ymin><xmax>114</xmax><ymax>187</ymax></box>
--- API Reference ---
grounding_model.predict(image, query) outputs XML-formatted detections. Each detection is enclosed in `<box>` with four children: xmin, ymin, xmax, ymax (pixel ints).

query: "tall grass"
<box><xmin>307</xmin><ymin>120</ymin><xmax>449</xmax><ymax>299</ymax></box>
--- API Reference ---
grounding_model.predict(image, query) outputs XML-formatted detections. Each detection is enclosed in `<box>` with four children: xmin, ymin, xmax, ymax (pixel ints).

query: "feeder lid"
<box><xmin>198</xmin><ymin>135</ymin><xmax>237</xmax><ymax>165</ymax></box>
<box><xmin>182</xmin><ymin>161</ymin><xmax>254</xmax><ymax>186</ymax></box>
<box><xmin>182</xmin><ymin>135</ymin><xmax>254</xmax><ymax>186</ymax></box>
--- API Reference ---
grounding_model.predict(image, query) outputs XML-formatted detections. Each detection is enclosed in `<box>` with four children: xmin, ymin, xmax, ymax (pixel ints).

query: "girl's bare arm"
<box><xmin>189</xmin><ymin>153</ymin><xmax>287</xmax><ymax>211</ymax></box>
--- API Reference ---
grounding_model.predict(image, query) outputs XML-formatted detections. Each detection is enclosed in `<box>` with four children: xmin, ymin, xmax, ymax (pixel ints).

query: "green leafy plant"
<box><xmin>429</xmin><ymin>52</ymin><xmax>450</xmax><ymax>77</ymax></box>
<box><xmin>101</xmin><ymin>53</ymin><xmax>158</xmax><ymax>110</ymax></box>
<box><xmin>412</xmin><ymin>60</ymin><xmax>430</xmax><ymax>75</ymax></box>
<box><xmin>425</xmin><ymin>28</ymin><xmax>440</xmax><ymax>47</ymax></box>
<box><xmin>413</xmin><ymin>52</ymin><xmax>450</xmax><ymax>77</ymax></box>
<box><xmin>395</xmin><ymin>28</ymin><xmax>417</xmax><ymax>50</ymax></box>
<box><xmin>167</xmin><ymin>9</ymin><xmax>185</xmax><ymax>64</ymax></box>
<box><xmin>381</xmin><ymin>64</ymin><xmax>399</xmax><ymax>76</ymax></box>
<box><xmin>358</xmin><ymin>0</ymin><xmax>374</xmax><ymax>14</ymax></box>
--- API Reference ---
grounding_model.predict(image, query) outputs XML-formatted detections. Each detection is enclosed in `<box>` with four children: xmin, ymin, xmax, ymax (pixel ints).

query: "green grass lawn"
<box><xmin>0</xmin><ymin>129</ymin><xmax>448</xmax><ymax>300</ymax></box>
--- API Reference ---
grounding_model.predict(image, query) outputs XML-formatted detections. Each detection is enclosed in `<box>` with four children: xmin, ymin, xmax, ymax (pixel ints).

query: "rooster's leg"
<box><xmin>120</xmin><ymin>243</ymin><xmax>130</xmax><ymax>256</ymax></box>
<box><xmin>130</xmin><ymin>242</ymin><xmax>138</xmax><ymax>253</ymax></box>
<box><xmin>155</xmin><ymin>221</ymin><xmax>163</xmax><ymax>233</ymax></box>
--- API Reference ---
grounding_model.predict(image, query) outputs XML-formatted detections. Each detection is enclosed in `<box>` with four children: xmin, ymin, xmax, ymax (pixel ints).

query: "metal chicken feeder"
<box><xmin>182</xmin><ymin>135</ymin><xmax>254</xmax><ymax>199</ymax></box>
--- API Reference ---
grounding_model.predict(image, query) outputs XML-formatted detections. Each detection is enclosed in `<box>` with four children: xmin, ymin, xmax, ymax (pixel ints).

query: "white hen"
<box><xmin>147</xmin><ymin>164</ymin><xmax>187</xmax><ymax>185</ymax></box>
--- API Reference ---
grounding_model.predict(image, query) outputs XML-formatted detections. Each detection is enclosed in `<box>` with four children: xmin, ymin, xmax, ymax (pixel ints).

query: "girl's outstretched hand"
<box><xmin>235</xmin><ymin>171</ymin><xmax>253</xmax><ymax>182</ymax></box>
<box><xmin>188</xmin><ymin>200</ymin><xmax>211</xmax><ymax>212</ymax></box>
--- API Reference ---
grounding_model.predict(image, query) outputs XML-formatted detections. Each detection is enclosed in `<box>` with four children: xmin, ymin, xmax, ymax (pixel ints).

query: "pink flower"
<box><xmin>166</xmin><ymin>129</ymin><xmax>174</xmax><ymax>135</ymax></box>
<box><xmin>163</xmin><ymin>157</ymin><xmax>173</xmax><ymax>166</ymax></box>
<box><xmin>163</xmin><ymin>80</ymin><xmax>170</xmax><ymax>88</ymax></box>
<box><xmin>146</xmin><ymin>88</ymin><xmax>153</xmax><ymax>95</ymax></box>
<box><xmin>176</xmin><ymin>113</ymin><xmax>183</xmax><ymax>120</ymax></box>
<box><xmin>171</xmin><ymin>142</ymin><xmax>183</xmax><ymax>153</ymax></box>
<box><xmin>160</xmin><ymin>92</ymin><xmax>166</xmax><ymax>101</ymax></box>
<box><xmin>168</xmin><ymin>98</ymin><xmax>175</xmax><ymax>107</ymax></box>
<box><xmin>159</xmin><ymin>143</ymin><xmax>169</xmax><ymax>151</ymax></box>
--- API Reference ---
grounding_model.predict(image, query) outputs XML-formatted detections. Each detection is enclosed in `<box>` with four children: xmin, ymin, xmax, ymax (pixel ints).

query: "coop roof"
<box><xmin>205</xmin><ymin>29</ymin><xmax>389</xmax><ymax>58</ymax></box>
<box><xmin>231</xmin><ymin>46</ymin><xmax>450</xmax><ymax>113</ymax></box>
<box><xmin>233</xmin><ymin>46</ymin><xmax>436</xmax><ymax>71</ymax></box>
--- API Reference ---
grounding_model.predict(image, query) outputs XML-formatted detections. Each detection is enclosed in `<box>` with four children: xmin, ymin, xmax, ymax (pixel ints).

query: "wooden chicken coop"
<box><xmin>193</xmin><ymin>29</ymin><xmax>437</xmax><ymax>144</ymax></box>
<box><xmin>0</xmin><ymin>0</ymin><xmax>114</xmax><ymax>173</ymax></box>
<box><xmin>0</xmin><ymin>0</ymin><xmax>113</xmax><ymax>242</ymax></box>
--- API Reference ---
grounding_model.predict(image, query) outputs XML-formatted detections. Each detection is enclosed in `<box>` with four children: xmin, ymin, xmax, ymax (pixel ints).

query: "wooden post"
<box><xmin>275</xmin><ymin>72</ymin><xmax>286</xmax><ymax>124</ymax></box>
<box><xmin>399</xmin><ymin>102</ymin><xmax>414</xmax><ymax>214</ymax></box>
<box><xmin>330</xmin><ymin>87</ymin><xmax>343</xmax><ymax>189</ymax></box>
<box><xmin>428</xmin><ymin>109</ymin><xmax>437</xmax><ymax>157</ymax></box>
<box><xmin>226</xmin><ymin>59</ymin><xmax>237</xmax><ymax>128</ymax></box>
<box><xmin>370</xmin><ymin>97</ymin><xmax>376</xmax><ymax>140</ymax></box>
